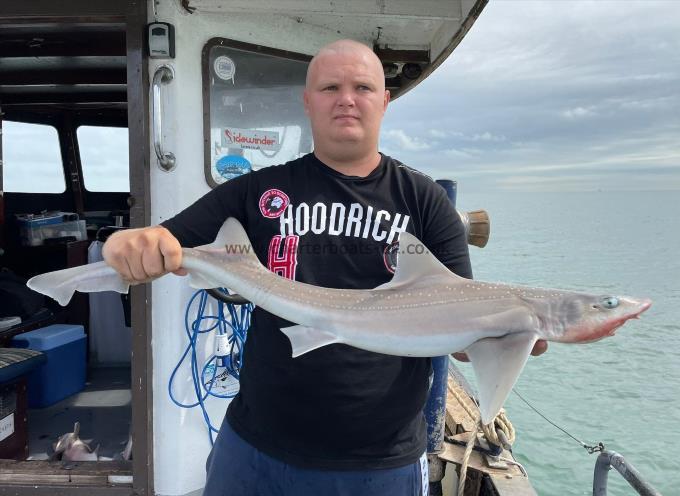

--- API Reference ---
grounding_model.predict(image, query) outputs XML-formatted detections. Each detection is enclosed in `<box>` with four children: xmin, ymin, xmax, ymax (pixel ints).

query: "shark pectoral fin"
<box><xmin>280</xmin><ymin>325</ymin><xmax>341</xmax><ymax>358</ymax></box>
<box><xmin>188</xmin><ymin>271</ymin><xmax>222</xmax><ymax>290</ymax></box>
<box><xmin>465</xmin><ymin>332</ymin><xmax>538</xmax><ymax>425</ymax></box>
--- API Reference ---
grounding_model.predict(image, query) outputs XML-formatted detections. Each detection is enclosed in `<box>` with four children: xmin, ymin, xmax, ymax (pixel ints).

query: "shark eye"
<box><xmin>602</xmin><ymin>297</ymin><xmax>619</xmax><ymax>309</ymax></box>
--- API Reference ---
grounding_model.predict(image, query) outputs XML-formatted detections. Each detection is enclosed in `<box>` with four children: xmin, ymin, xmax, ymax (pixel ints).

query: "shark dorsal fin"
<box><xmin>375</xmin><ymin>231</ymin><xmax>464</xmax><ymax>290</ymax></box>
<box><xmin>189</xmin><ymin>217</ymin><xmax>260</xmax><ymax>290</ymax></box>
<box><xmin>195</xmin><ymin>217</ymin><xmax>253</xmax><ymax>253</ymax></box>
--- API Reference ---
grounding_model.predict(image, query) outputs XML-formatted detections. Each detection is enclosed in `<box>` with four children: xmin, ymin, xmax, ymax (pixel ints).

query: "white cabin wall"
<box><xmin>146</xmin><ymin>2</ymin><xmax>348</xmax><ymax>495</ymax></box>
<box><xmin>145</xmin><ymin>1</ymin><xmax>478</xmax><ymax>493</ymax></box>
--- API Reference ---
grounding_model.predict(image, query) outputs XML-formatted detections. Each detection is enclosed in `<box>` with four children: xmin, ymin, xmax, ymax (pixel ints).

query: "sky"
<box><xmin>3</xmin><ymin>0</ymin><xmax>679</xmax><ymax>194</ymax></box>
<box><xmin>380</xmin><ymin>0</ymin><xmax>680</xmax><ymax>193</ymax></box>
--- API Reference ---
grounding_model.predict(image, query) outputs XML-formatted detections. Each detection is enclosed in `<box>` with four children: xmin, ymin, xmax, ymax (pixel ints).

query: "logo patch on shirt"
<box><xmin>259</xmin><ymin>189</ymin><xmax>289</xmax><ymax>218</ymax></box>
<box><xmin>383</xmin><ymin>241</ymin><xmax>399</xmax><ymax>274</ymax></box>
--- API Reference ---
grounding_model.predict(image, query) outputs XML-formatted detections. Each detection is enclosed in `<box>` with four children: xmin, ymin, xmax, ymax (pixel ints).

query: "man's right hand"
<box><xmin>102</xmin><ymin>226</ymin><xmax>186</xmax><ymax>284</ymax></box>
<box><xmin>452</xmin><ymin>339</ymin><xmax>548</xmax><ymax>362</ymax></box>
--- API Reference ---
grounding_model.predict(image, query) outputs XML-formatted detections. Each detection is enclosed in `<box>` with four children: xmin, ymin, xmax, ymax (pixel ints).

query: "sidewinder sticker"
<box><xmin>222</xmin><ymin>127</ymin><xmax>280</xmax><ymax>152</ymax></box>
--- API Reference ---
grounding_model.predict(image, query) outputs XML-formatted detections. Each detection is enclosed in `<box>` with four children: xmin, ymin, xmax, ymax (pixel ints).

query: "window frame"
<box><xmin>201</xmin><ymin>37</ymin><xmax>311</xmax><ymax>188</ymax></box>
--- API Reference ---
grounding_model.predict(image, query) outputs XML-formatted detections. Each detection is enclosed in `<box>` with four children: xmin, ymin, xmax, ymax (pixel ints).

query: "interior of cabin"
<box><xmin>0</xmin><ymin>20</ymin><xmax>134</xmax><ymax>465</ymax></box>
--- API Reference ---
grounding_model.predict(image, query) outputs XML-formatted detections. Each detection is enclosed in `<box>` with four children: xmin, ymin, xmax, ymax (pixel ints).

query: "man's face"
<box><xmin>303</xmin><ymin>49</ymin><xmax>390</xmax><ymax>160</ymax></box>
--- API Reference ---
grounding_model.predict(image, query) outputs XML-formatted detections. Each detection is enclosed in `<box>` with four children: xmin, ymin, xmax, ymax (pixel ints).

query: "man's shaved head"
<box><xmin>306</xmin><ymin>39</ymin><xmax>385</xmax><ymax>90</ymax></box>
<box><xmin>303</xmin><ymin>39</ymin><xmax>390</xmax><ymax>175</ymax></box>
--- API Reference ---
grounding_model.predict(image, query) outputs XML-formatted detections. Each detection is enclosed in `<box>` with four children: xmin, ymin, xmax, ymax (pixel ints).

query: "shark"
<box><xmin>52</xmin><ymin>422</ymin><xmax>99</xmax><ymax>462</ymax></box>
<box><xmin>27</xmin><ymin>218</ymin><xmax>651</xmax><ymax>424</ymax></box>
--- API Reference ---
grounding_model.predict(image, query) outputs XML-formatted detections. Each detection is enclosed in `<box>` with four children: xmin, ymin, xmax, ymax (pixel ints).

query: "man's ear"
<box><xmin>303</xmin><ymin>89</ymin><xmax>310</xmax><ymax>115</ymax></box>
<box><xmin>383</xmin><ymin>90</ymin><xmax>391</xmax><ymax>112</ymax></box>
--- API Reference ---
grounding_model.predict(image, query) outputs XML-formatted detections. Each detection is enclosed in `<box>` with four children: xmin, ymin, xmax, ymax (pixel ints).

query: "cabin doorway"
<box><xmin>0</xmin><ymin>1</ymin><xmax>150</xmax><ymax>495</ymax></box>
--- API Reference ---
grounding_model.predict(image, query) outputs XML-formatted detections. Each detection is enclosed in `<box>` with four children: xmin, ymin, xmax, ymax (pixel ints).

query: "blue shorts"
<box><xmin>203</xmin><ymin>419</ymin><xmax>429</xmax><ymax>496</ymax></box>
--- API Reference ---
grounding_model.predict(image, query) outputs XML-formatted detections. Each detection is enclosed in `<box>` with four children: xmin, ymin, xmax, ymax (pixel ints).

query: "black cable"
<box><xmin>206</xmin><ymin>288</ymin><xmax>250</xmax><ymax>305</ymax></box>
<box><xmin>513</xmin><ymin>388</ymin><xmax>604</xmax><ymax>454</ymax></box>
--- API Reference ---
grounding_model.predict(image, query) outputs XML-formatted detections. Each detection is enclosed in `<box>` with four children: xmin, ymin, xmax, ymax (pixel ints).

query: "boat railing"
<box><xmin>593</xmin><ymin>450</ymin><xmax>663</xmax><ymax>496</ymax></box>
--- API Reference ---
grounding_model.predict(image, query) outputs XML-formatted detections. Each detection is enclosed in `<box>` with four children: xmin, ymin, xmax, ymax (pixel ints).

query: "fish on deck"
<box><xmin>27</xmin><ymin>218</ymin><xmax>651</xmax><ymax>424</ymax></box>
<box><xmin>52</xmin><ymin>422</ymin><xmax>99</xmax><ymax>462</ymax></box>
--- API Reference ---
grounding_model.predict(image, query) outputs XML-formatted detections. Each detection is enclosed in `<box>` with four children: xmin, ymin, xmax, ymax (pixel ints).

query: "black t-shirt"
<box><xmin>162</xmin><ymin>152</ymin><xmax>472</xmax><ymax>470</ymax></box>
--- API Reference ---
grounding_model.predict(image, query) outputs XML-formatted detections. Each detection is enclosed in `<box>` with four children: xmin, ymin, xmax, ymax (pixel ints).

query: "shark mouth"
<box><xmin>606</xmin><ymin>300</ymin><xmax>652</xmax><ymax>337</ymax></box>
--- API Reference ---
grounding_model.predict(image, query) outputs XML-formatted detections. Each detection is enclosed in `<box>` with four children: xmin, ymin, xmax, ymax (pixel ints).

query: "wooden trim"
<box><xmin>61</xmin><ymin>114</ymin><xmax>86</xmax><ymax>216</ymax></box>
<box><xmin>125</xmin><ymin>1</ymin><xmax>153</xmax><ymax>495</ymax></box>
<box><xmin>0</xmin><ymin>487</ymin><xmax>133</xmax><ymax>496</ymax></box>
<box><xmin>0</xmin><ymin>92</ymin><xmax>128</xmax><ymax>105</ymax></box>
<box><xmin>1</xmin><ymin>70</ymin><xmax>127</xmax><ymax>86</ymax></box>
<box><xmin>184</xmin><ymin>0</ymin><xmax>463</xmax><ymax>21</ymax></box>
<box><xmin>0</xmin><ymin>32</ymin><xmax>125</xmax><ymax>58</ymax></box>
<box><xmin>0</xmin><ymin>460</ymin><xmax>133</xmax><ymax>496</ymax></box>
<box><xmin>0</xmin><ymin>0</ymin><xmax>126</xmax><ymax>21</ymax></box>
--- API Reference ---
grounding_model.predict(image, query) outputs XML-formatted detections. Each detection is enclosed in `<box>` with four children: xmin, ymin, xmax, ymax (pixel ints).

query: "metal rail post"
<box><xmin>425</xmin><ymin>180</ymin><xmax>458</xmax><ymax>496</ymax></box>
<box><xmin>593</xmin><ymin>450</ymin><xmax>663</xmax><ymax>496</ymax></box>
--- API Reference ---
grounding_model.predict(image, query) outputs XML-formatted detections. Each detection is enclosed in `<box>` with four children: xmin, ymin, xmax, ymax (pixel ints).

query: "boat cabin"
<box><xmin>0</xmin><ymin>1</ymin><xmax>508</xmax><ymax>495</ymax></box>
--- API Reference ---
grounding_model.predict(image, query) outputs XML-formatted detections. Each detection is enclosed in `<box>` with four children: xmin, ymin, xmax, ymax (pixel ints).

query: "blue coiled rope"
<box><xmin>168</xmin><ymin>288</ymin><xmax>253</xmax><ymax>445</ymax></box>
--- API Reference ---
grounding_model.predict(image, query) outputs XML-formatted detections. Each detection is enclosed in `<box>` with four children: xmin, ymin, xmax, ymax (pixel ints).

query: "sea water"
<box><xmin>455</xmin><ymin>190</ymin><xmax>680</xmax><ymax>495</ymax></box>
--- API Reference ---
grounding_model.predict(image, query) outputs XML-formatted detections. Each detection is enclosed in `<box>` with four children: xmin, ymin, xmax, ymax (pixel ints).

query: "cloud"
<box><xmin>382</xmin><ymin>129</ymin><xmax>431</xmax><ymax>151</ymax></box>
<box><xmin>443</xmin><ymin>148</ymin><xmax>473</xmax><ymax>159</ymax></box>
<box><xmin>562</xmin><ymin>106</ymin><xmax>597</xmax><ymax>119</ymax></box>
<box><xmin>382</xmin><ymin>1</ymin><xmax>680</xmax><ymax>192</ymax></box>
<box><xmin>427</xmin><ymin>129</ymin><xmax>448</xmax><ymax>139</ymax></box>
<box><xmin>467</xmin><ymin>132</ymin><xmax>506</xmax><ymax>142</ymax></box>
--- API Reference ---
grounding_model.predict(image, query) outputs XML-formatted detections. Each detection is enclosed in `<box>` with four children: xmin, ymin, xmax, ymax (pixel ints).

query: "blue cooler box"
<box><xmin>11</xmin><ymin>324</ymin><xmax>86</xmax><ymax>408</ymax></box>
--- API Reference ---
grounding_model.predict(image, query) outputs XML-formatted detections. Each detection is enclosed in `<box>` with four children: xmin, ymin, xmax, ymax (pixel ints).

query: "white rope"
<box><xmin>449</xmin><ymin>385</ymin><xmax>518</xmax><ymax>494</ymax></box>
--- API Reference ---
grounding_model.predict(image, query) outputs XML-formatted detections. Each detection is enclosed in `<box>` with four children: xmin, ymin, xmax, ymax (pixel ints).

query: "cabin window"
<box><xmin>77</xmin><ymin>125</ymin><xmax>130</xmax><ymax>192</ymax></box>
<box><xmin>2</xmin><ymin>121</ymin><xmax>66</xmax><ymax>193</ymax></box>
<box><xmin>202</xmin><ymin>39</ymin><xmax>313</xmax><ymax>188</ymax></box>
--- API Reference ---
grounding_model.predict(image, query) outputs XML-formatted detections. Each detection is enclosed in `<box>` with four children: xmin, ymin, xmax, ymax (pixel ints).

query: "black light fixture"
<box><xmin>401</xmin><ymin>63</ymin><xmax>422</xmax><ymax>80</ymax></box>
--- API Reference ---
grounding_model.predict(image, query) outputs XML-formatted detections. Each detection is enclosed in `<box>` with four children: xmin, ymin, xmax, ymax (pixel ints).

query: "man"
<box><xmin>104</xmin><ymin>40</ymin><xmax>544</xmax><ymax>495</ymax></box>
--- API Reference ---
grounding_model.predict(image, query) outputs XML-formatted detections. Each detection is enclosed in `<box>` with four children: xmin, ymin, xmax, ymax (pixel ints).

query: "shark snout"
<box><xmin>628</xmin><ymin>298</ymin><xmax>652</xmax><ymax>320</ymax></box>
<box><xmin>639</xmin><ymin>298</ymin><xmax>652</xmax><ymax>313</ymax></box>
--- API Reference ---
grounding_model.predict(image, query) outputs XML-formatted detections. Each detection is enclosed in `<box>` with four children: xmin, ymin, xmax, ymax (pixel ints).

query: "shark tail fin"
<box><xmin>27</xmin><ymin>262</ymin><xmax>129</xmax><ymax>306</ymax></box>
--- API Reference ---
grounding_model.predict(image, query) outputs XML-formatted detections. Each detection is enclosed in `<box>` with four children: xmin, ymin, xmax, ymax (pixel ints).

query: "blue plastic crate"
<box><xmin>11</xmin><ymin>324</ymin><xmax>86</xmax><ymax>408</ymax></box>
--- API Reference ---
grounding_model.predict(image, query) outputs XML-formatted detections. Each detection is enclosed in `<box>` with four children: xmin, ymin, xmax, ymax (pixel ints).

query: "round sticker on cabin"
<box><xmin>259</xmin><ymin>189</ymin><xmax>289</xmax><ymax>219</ymax></box>
<box><xmin>213</xmin><ymin>56</ymin><xmax>236</xmax><ymax>82</ymax></box>
<box><xmin>215</xmin><ymin>155</ymin><xmax>251</xmax><ymax>181</ymax></box>
<box><xmin>383</xmin><ymin>241</ymin><xmax>399</xmax><ymax>274</ymax></box>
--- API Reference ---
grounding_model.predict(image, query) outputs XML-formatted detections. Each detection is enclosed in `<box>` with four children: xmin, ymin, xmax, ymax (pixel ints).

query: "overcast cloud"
<box><xmin>381</xmin><ymin>0</ymin><xmax>680</xmax><ymax>193</ymax></box>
